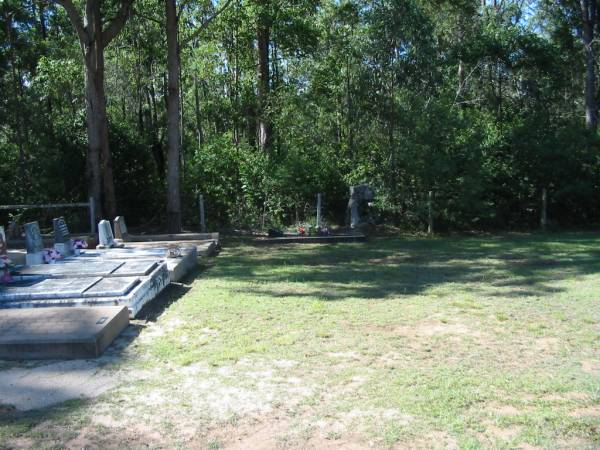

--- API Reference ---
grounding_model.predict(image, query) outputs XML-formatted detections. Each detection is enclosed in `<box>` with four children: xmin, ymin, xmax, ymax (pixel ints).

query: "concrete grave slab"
<box><xmin>19</xmin><ymin>260</ymin><xmax>124</xmax><ymax>277</ymax></box>
<box><xmin>0</xmin><ymin>306</ymin><xmax>129</xmax><ymax>360</ymax></box>
<box><xmin>0</xmin><ymin>277</ymin><xmax>102</xmax><ymax>301</ymax></box>
<box><xmin>84</xmin><ymin>246</ymin><xmax>198</xmax><ymax>282</ymax></box>
<box><xmin>82</xmin><ymin>277</ymin><xmax>140</xmax><ymax>297</ymax></box>
<box><xmin>0</xmin><ymin>263</ymin><xmax>169</xmax><ymax>317</ymax></box>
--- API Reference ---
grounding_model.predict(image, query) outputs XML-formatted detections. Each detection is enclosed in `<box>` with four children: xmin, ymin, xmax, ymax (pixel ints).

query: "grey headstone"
<box><xmin>24</xmin><ymin>222</ymin><xmax>44</xmax><ymax>254</ymax></box>
<box><xmin>7</xmin><ymin>221</ymin><xmax>19</xmax><ymax>240</ymax></box>
<box><xmin>348</xmin><ymin>184</ymin><xmax>374</xmax><ymax>229</ymax></box>
<box><xmin>53</xmin><ymin>217</ymin><xmax>73</xmax><ymax>256</ymax></box>
<box><xmin>114</xmin><ymin>216</ymin><xmax>129</xmax><ymax>242</ymax></box>
<box><xmin>53</xmin><ymin>217</ymin><xmax>71</xmax><ymax>243</ymax></box>
<box><xmin>0</xmin><ymin>226</ymin><xmax>6</xmax><ymax>256</ymax></box>
<box><xmin>97</xmin><ymin>220</ymin><xmax>123</xmax><ymax>249</ymax></box>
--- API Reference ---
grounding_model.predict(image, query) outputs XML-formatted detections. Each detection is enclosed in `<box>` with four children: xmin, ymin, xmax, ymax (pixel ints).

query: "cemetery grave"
<box><xmin>0</xmin><ymin>216</ymin><xmax>218</xmax><ymax>359</ymax></box>
<box><xmin>257</xmin><ymin>189</ymin><xmax>370</xmax><ymax>244</ymax></box>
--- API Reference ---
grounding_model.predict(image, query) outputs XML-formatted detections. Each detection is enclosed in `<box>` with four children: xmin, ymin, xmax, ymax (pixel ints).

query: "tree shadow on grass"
<box><xmin>213</xmin><ymin>233</ymin><xmax>600</xmax><ymax>301</ymax></box>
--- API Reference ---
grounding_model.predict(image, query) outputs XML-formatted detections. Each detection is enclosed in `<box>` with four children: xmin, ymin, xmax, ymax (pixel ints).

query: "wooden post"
<box><xmin>89</xmin><ymin>196</ymin><xmax>96</xmax><ymax>234</ymax></box>
<box><xmin>198</xmin><ymin>194</ymin><xmax>206</xmax><ymax>232</ymax></box>
<box><xmin>316</xmin><ymin>193</ymin><xmax>322</xmax><ymax>229</ymax></box>
<box><xmin>541</xmin><ymin>188</ymin><xmax>548</xmax><ymax>232</ymax></box>
<box><xmin>427</xmin><ymin>191</ymin><xmax>434</xmax><ymax>236</ymax></box>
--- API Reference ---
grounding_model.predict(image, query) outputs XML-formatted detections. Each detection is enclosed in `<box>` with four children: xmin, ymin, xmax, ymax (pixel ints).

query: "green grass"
<box><xmin>1</xmin><ymin>232</ymin><xmax>600</xmax><ymax>448</ymax></box>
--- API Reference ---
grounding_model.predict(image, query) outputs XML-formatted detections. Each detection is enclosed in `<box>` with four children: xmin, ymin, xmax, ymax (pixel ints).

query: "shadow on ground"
<box><xmin>214</xmin><ymin>232</ymin><xmax>600</xmax><ymax>301</ymax></box>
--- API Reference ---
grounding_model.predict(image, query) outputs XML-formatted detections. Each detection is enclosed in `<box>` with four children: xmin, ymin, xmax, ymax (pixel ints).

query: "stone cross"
<box><xmin>97</xmin><ymin>220</ymin><xmax>124</xmax><ymax>249</ymax></box>
<box><xmin>113</xmin><ymin>216</ymin><xmax>129</xmax><ymax>242</ymax></box>
<box><xmin>24</xmin><ymin>221</ymin><xmax>44</xmax><ymax>265</ymax></box>
<box><xmin>53</xmin><ymin>217</ymin><xmax>73</xmax><ymax>256</ymax></box>
<box><xmin>0</xmin><ymin>226</ymin><xmax>7</xmax><ymax>256</ymax></box>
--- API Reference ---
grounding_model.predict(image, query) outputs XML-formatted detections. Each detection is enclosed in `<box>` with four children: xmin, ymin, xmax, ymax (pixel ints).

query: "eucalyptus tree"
<box><xmin>164</xmin><ymin>0</ymin><xmax>233</xmax><ymax>233</ymax></box>
<box><xmin>53</xmin><ymin>0</ymin><xmax>135</xmax><ymax>219</ymax></box>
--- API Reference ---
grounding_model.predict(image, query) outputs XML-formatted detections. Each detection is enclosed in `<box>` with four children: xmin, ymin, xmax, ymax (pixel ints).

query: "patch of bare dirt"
<box><xmin>3</xmin><ymin>438</ymin><xmax>35</xmax><ymax>449</ymax></box>
<box><xmin>394</xmin><ymin>430</ymin><xmax>458</xmax><ymax>449</ymax></box>
<box><xmin>568</xmin><ymin>405</ymin><xmax>600</xmax><ymax>418</ymax></box>
<box><xmin>389</xmin><ymin>320</ymin><xmax>484</xmax><ymax>338</ymax></box>
<box><xmin>214</xmin><ymin>415</ymin><xmax>292</xmax><ymax>449</ymax></box>
<box><xmin>485</xmin><ymin>402</ymin><xmax>525</xmax><ymax>416</ymax></box>
<box><xmin>581</xmin><ymin>360</ymin><xmax>599</xmax><ymax>374</ymax></box>
<box><xmin>486</xmin><ymin>423</ymin><xmax>522</xmax><ymax>440</ymax></box>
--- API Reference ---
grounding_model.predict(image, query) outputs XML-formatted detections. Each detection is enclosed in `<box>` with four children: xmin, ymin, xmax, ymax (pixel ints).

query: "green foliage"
<box><xmin>2</xmin><ymin>0</ymin><xmax>600</xmax><ymax>231</ymax></box>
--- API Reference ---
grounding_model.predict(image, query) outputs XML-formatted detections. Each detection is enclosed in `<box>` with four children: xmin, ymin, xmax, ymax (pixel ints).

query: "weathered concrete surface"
<box><xmin>0</xmin><ymin>263</ymin><xmax>170</xmax><ymax>318</ymax></box>
<box><xmin>124</xmin><ymin>240</ymin><xmax>217</xmax><ymax>257</ymax></box>
<box><xmin>84</xmin><ymin>246</ymin><xmax>198</xmax><ymax>281</ymax></box>
<box><xmin>0</xmin><ymin>359</ymin><xmax>121</xmax><ymax>410</ymax></box>
<box><xmin>0</xmin><ymin>306</ymin><xmax>129</xmax><ymax>359</ymax></box>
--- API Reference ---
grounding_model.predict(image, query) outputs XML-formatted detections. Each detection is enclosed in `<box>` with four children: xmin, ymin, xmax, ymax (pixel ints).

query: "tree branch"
<box><xmin>53</xmin><ymin>0</ymin><xmax>89</xmax><ymax>45</ymax></box>
<box><xmin>132</xmin><ymin>7</ymin><xmax>163</xmax><ymax>26</ymax></box>
<box><xmin>102</xmin><ymin>0</ymin><xmax>135</xmax><ymax>46</ymax></box>
<box><xmin>181</xmin><ymin>0</ymin><xmax>234</xmax><ymax>47</ymax></box>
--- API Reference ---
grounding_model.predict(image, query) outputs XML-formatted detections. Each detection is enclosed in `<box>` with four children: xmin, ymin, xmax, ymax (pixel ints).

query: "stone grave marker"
<box><xmin>7</xmin><ymin>221</ymin><xmax>19</xmax><ymax>240</ymax></box>
<box><xmin>0</xmin><ymin>226</ymin><xmax>6</xmax><ymax>256</ymax></box>
<box><xmin>114</xmin><ymin>216</ymin><xmax>130</xmax><ymax>242</ymax></box>
<box><xmin>53</xmin><ymin>217</ymin><xmax>73</xmax><ymax>256</ymax></box>
<box><xmin>24</xmin><ymin>221</ymin><xmax>44</xmax><ymax>265</ymax></box>
<box><xmin>97</xmin><ymin>220</ymin><xmax>123</xmax><ymax>249</ymax></box>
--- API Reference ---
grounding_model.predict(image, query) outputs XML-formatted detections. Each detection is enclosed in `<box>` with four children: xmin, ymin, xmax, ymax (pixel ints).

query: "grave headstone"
<box><xmin>0</xmin><ymin>226</ymin><xmax>7</xmax><ymax>256</ymax></box>
<box><xmin>7</xmin><ymin>221</ymin><xmax>19</xmax><ymax>240</ymax></box>
<box><xmin>113</xmin><ymin>216</ymin><xmax>130</xmax><ymax>242</ymax></box>
<box><xmin>24</xmin><ymin>221</ymin><xmax>44</xmax><ymax>265</ymax></box>
<box><xmin>347</xmin><ymin>184</ymin><xmax>374</xmax><ymax>229</ymax></box>
<box><xmin>53</xmin><ymin>217</ymin><xmax>73</xmax><ymax>256</ymax></box>
<box><xmin>97</xmin><ymin>220</ymin><xmax>124</xmax><ymax>249</ymax></box>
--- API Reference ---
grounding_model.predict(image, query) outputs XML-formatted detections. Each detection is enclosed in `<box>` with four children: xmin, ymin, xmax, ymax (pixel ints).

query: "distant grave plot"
<box><xmin>256</xmin><ymin>233</ymin><xmax>366</xmax><ymax>245</ymax></box>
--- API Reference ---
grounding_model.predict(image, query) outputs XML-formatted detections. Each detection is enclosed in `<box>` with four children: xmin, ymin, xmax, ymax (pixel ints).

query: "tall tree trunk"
<box><xmin>166</xmin><ymin>0</ymin><xmax>182</xmax><ymax>233</ymax></box>
<box><xmin>256</xmin><ymin>2</ymin><xmax>272</xmax><ymax>152</ymax></box>
<box><xmin>581</xmin><ymin>0</ymin><xmax>598</xmax><ymax>130</ymax></box>
<box><xmin>194</xmin><ymin>76</ymin><xmax>204</xmax><ymax>147</ymax></box>
<box><xmin>83</xmin><ymin>3</ymin><xmax>117</xmax><ymax>219</ymax></box>
<box><xmin>57</xmin><ymin>0</ymin><xmax>133</xmax><ymax>220</ymax></box>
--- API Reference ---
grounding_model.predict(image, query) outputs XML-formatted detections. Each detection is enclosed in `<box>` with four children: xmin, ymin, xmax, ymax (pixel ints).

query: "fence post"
<box><xmin>427</xmin><ymin>191</ymin><xmax>434</xmax><ymax>236</ymax></box>
<box><xmin>541</xmin><ymin>187</ymin><xmax>548</xmax><ymax>232</ymax></box>
<box><xmin>316</xmin><ymin>193</ymin><xmax>322</xmax><ymax>229</ymax></box>
<box><xmin>89</xmin><ymin>196</ymin><xmax>96</xmax><ymax>234</ymax></box>
<box><xmin>198</xmin><ymin>194</ymin><xmax>206</xmax><ymax>232</ymax></box>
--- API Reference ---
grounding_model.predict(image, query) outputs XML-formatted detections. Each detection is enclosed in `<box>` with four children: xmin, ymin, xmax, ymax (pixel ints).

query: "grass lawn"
<box><xmin>1</xmin><ymin>233</ymin><xmax>599</xmax><ymax>449</ymax></box>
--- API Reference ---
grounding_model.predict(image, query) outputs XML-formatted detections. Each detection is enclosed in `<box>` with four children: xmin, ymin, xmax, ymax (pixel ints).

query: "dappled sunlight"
<box><xmin>212</xmin><ymin>233</ymin><xmax>600</xmax><ymax>301</ymax></box>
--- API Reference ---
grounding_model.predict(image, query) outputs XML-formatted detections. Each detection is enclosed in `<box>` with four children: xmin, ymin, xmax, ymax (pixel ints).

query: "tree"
<box><xmin>256</xmin><ymin>0</ymin><xmax>272</xmax><ymax>152</ymax></box>
<box><xmin>164</xmin><ymin>0</ymin><xmax>233</xmax><ymax>233</ymax></box>
<box><xmin>580</xmin><ymin>0</ymin><xmax>598</xmax><ymax>130</ymax></box>
<box><xmin>54</xmin><ymin>0</ymin><xmax>134</xmax><ymax>220</ymax></box>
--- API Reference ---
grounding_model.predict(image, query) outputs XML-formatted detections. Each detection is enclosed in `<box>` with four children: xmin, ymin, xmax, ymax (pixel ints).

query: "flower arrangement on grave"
<box><xmin>43</xmin><ymin>248</ymin><xmax>61</xmax><ymax>264</ymax></box>
<box><xmin>0</xmin><ymin>255</ymin><xmax>15</xmax><ymax>282</ymax></box>
<box><xmin>73</xmin><ymin>239</ymin><xmax>88</xmax><ymax>250</ymax></box>
<box><xmin>72</xmin><ymin>239</ymin><xmax>88</xmax><ymax>255</ymax></box>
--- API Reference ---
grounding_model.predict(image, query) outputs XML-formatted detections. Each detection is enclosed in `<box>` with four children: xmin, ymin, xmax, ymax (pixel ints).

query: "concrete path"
<box><xmin>0</xmin><ymin>359</ymin><xmax>121</xmax><ymax>411</ymax></box>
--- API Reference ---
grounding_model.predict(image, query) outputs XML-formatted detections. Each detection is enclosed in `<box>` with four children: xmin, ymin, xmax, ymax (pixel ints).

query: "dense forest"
<box><xmin>2</xmin><ymin>0</ymin><xmax>600</xmax><ymax>232</ymax></box>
